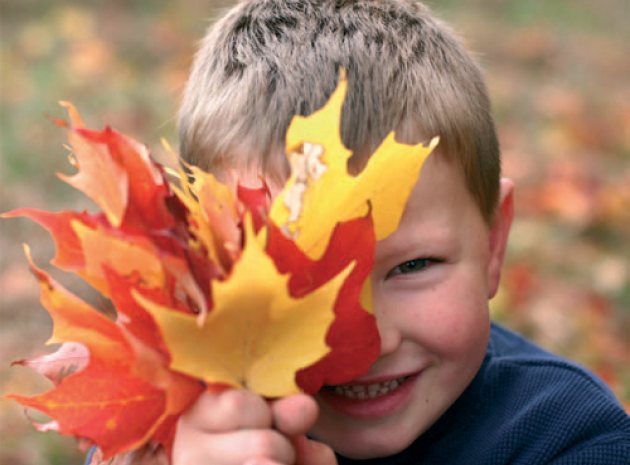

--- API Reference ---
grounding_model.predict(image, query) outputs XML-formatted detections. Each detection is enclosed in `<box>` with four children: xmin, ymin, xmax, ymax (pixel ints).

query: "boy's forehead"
<box><xmin>223</xmin><ymin>146</ymin><xmax>480</xmax><ymax>239</ymax></box>
<box><xmin>390</xmin><ymin>153</ymin><xmax>483</xmax><ymax>236</ymax></box>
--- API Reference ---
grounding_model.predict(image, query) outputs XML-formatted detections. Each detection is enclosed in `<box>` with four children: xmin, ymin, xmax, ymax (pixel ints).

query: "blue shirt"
<box><xmin>337</xmin><ymin>323</ymin><xmax>630</xmax><ymax>464</ymax></box>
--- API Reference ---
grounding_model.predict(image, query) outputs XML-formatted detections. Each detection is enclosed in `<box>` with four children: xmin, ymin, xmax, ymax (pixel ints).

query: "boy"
<box><xmin>172</xmin><ymin>0</ymin><xmax>630</xmax><ymax>463</ymax></box>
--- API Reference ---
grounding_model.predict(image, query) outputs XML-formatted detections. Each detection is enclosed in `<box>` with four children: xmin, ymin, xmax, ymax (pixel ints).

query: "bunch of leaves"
<box><xmin>3</xmin><ymin>79</ymin><xmax>436</xmax><ymax>463</ymax></box>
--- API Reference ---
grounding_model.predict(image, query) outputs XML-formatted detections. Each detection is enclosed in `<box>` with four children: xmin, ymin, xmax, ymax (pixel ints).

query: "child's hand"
<box><xmin>172</xmin><ymin>389</ymin><xmax>337</xmax><ymax>465</ymax></box>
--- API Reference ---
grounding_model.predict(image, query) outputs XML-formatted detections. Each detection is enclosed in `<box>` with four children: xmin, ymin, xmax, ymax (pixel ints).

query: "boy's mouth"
<box><xmin>323</xmin><ymin>375</ymin><xmax>412</xmax><ymax>400</ymax></box>
<box><xmin>318</xmin><ymin>373</ymin><xmax>420</xmax><ymax>419</ymax></box>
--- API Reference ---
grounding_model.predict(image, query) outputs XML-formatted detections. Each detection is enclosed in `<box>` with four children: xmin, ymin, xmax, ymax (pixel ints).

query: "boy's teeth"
<box><xmin>332</xmin><ymin>377</ymin><xmax>407</xmax><ymax>399</ymax></box>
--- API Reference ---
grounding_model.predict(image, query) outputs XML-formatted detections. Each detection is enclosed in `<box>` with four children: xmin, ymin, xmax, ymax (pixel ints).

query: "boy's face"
<box><xmin>310</xmin><ymin>152</ymin><xmax>514</xmax><ymax>459</ymax></box>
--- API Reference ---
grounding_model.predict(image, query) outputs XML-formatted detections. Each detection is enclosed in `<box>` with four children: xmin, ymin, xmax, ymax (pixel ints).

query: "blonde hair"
<box><xmin>179</xmin><ymin>0</ymin><xmax>500</xmax><ymax>222</ymax></box>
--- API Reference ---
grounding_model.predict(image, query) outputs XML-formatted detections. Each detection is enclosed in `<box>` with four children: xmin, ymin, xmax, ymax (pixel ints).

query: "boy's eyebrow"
<box><xmin>376</xmin><ymin>227</ymin><xmax>454</xmax><ymax>259</ymax></box>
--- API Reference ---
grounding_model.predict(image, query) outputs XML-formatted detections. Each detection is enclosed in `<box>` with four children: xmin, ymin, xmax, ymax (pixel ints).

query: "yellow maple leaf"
<box><xmin>139</xmin><ymin>218</ymin><xmax>353</xmax><ymax>397</ymax></box>
<box><xmin>270</xmin><ymin>76</ymin><xmax>438</xmax><ymax>259</ymax></box>
<box><xmin>171</xmin><ymin>164</ymin><xmax>241</xmax><ymax>275</ymax></box>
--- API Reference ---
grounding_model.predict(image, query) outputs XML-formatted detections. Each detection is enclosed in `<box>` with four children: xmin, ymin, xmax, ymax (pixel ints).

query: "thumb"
<box><xmin>293</xmin><ymin>435</ymin><xmax>338</xmax><ymax>465</ymax></box>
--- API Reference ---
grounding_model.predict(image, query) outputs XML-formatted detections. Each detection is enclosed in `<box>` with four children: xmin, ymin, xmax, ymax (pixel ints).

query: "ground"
<box><xmin>1</xmin><ymin>1</ymin><xmax>628</xmax><ymax>463</ymax></box>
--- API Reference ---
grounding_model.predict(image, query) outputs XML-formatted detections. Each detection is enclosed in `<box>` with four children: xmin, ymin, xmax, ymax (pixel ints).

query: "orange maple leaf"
<box><xmin>6</xmin><ymin>250</ymin><xmax>202</xmax><ymax>457</ymax></box>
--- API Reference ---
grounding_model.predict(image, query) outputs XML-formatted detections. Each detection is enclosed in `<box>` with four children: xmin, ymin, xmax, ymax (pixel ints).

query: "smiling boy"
<box><xmin>170</xmin><ymin>0</ymin><xmax>630</xmax><ymax>463</ymax></box>
<box><xmin>304</xmin><ymin>150</ymin><xmax>514</xmax><ymax>460</ymax></box>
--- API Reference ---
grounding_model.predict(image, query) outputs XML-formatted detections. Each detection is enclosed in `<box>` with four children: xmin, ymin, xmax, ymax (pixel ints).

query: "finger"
<box><xmin>243</xmin><ymin>459</ymin><xmax>286</xmax><ymax>465</ymax></box>
<box><xmin>182</xmin><ymin>389</ymin><xmax>273</xmax><ymax>432</ymax></box>
<box><xmin>173</xmin><ymin>427</ymin><xmax>296</xmax><ymax>465</ymax></box>
<box><xmin>271</xmin><ymin>394</ymin><xmax>319</xmax><ymax>436</ymax></box>
<box><xmin>294</xmin><ymin>436</ymin><xmax>338</xmax><ymax>465</ymax></box>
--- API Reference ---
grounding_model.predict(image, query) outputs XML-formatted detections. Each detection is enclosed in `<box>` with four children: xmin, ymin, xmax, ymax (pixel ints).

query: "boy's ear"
<box><xmin>487</xmin><ymin>178</ymin><xmax>514</xmax><ymax>298</ymax></box>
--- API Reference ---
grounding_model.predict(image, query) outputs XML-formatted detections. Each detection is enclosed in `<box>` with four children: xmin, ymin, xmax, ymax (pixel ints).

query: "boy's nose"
<box><xmin>375</xmin><ymin>306</ymin><xmax>403</xmax><ymax>356</ymax></box>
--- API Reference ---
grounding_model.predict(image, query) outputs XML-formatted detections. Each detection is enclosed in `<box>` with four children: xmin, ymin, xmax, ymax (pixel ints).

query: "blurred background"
<box><xmin>1</xmin><ymin>0</ymin><xmax>628</xmax><ymax>463</ymax></box>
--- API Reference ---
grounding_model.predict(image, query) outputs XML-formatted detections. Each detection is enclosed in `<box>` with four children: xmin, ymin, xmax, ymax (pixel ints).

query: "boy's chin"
<box><xmin>312</xmin><ymin>374</ymin><xmax>434</xmax><ymax>459</ymax></box>
<box><xmin>311</xmin><ymin>425</ymin><xmax>421</xmax><ymax>460</ymax></box>
<box><xmin>312</xmin><ymin>364</ymin><xmax>480</xmax><ymax>459</ymax></box>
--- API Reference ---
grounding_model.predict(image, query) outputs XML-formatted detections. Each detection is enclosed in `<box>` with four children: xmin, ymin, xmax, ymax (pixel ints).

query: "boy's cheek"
<box><xmin>425</xmin><ymin>307</ymin><xmax>490</xmax><ymax>357</ymax></box>
<box><xmin>417</xmin><ymin>280</ymin><xmax>490</xmax><ymax>354</ymax></box>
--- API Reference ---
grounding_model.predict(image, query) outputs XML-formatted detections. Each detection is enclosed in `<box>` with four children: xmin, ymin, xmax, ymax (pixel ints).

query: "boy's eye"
<box><xmin>387</xmin><ymin>257</ymin><xmax>440</xmax><ymax>278</ymax></box>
